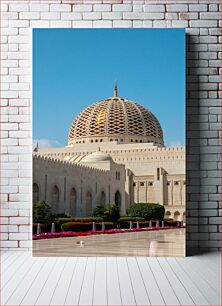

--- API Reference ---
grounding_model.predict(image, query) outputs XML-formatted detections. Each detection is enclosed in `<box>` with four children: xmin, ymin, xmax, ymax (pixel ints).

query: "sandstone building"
<box><xmin>33</xmin><ymin>85</ymin><xmax>185</xmax><ymax>222</ymax></box>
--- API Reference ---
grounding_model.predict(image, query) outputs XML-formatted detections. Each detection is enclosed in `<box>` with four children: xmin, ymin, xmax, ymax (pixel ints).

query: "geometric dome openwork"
<box><xmin>68</xmin><ymin>86</ymin><xmax>164</xmax><ymax>146</ymax></box>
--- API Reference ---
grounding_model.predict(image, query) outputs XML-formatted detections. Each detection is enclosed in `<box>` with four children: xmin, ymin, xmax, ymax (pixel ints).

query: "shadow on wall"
<box><xmin>186</xmin><ymin>33</ymin><xmax>200</xmax><ymax>256</ymax></box>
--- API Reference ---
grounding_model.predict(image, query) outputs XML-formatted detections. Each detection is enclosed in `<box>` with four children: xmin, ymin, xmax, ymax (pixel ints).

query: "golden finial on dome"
<box><xmin>114</xmin><ymin>80</ymin><xmax>118</xmax><ymax>97</ymax></box>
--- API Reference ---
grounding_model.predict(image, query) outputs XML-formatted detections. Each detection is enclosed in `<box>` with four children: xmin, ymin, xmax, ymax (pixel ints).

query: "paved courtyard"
<box><xmin>33</xmin><ymin>228</ymin><xmax>185</xmax><ymax>257</ymax></box>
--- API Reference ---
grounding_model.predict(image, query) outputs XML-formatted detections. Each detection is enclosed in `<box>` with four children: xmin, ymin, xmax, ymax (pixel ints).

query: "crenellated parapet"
<box><xmin>33</xmin><ymin>153</ymin><xmax>108</xmax><ymax>174</ymax></box>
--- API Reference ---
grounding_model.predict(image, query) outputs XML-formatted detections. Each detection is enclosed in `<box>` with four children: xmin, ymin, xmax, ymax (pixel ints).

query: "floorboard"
<box><xmin>0</xmin><ymin>251</ymin><xmax>220</xmax><ymax>306</ymax></box>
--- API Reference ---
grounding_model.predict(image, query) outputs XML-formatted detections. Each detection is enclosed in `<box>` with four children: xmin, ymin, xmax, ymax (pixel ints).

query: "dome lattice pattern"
<box><xmin>68</xmin><ymin>97</ymin><xmax>164</xmax><ymax>145</ymax></box>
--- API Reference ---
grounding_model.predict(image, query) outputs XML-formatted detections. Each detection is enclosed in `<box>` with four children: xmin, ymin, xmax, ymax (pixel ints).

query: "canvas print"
<box><xmin>33</xmin><ymin>29</ymin><xmax>185</xmax><ymax>256</ymax></box>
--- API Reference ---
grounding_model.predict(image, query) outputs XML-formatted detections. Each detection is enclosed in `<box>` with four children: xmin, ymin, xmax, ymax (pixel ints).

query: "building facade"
<box><xmin>33</xmin><ymin>86</ymin><xmax>185</xmax><ymax>221</ymax></box>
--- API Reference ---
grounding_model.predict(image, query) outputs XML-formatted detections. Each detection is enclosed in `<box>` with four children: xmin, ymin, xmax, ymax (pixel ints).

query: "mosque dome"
<box><xmin>80</xmin><ymin>150</ymin><xmax>113</xmax><ymax>163</ymax></box>
<box><xmin>68</xmin><ymin>84</ymin><xmax>164</xmax><ymax>146</ymax></box>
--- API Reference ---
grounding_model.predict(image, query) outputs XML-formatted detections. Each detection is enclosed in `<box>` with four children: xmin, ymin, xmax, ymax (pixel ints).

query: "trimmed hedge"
<box><xmin>55</xmin><ymin>217</ymin><xmax>104</xmax><ymax>231</ymax></box>
<box><xmin>127</xmin><ymin>203</ymin><xmax>165</xmax><ymax>221</ymax></box>
<box><xmin>118</xmin><ymin>216</ymin><xmax>145</xmax><ymax>222</ymax></box>
<box><xmin>61</xmin><ymin>222</ymin><xmax>115</xmax><ymax>232</ymax></box>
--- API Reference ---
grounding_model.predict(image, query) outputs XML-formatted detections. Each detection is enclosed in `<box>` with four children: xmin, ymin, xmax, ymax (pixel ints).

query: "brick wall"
<box><xmin>1</xmin><ymin>0</ymin><xmax>221</xmax><ymax>254</ymax></box>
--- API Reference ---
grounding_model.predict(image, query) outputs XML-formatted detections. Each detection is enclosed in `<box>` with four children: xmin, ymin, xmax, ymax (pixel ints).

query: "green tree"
<box><xmin>33</xmin><ymin>201</ymin><xmax>55</xmax><ymax>225</ymax></box>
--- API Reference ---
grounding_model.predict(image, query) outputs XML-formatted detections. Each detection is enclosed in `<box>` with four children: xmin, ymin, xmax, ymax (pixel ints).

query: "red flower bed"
<box><xmin>33</xmin><ymin>226</ymin><xmax>185</xmax><ymax>240</ymax></box>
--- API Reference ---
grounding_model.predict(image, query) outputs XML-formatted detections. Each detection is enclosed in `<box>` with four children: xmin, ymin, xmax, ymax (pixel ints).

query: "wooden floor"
<box><xmin>1</xmin><ymin>251</ymin><xmax>221</xmax><ymax>305</ymax></box>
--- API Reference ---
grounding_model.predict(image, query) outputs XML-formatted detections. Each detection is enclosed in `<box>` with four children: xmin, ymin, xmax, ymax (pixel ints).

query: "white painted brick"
<box><xmin>179</xmin><ymin>12</ymin><xmax>198</xmax><ymax>20</ymax></box>
<box><xmin>40</xmin><ymin>12</ymin><xmax>60</xmax><ymax>20</ymax></box>
<box><xmin>8</xmin><ymin>35</ymin><xmax>30</xmax><ymax>44</ymax></box>
<box><xmin>1</xmin><ymin>225</ymin><xmax>18</xmax><ymax>233</ymax></box>
<box><xmin>9</xmin><ymin>154</ymin><xmax>19</xmax><ymax>162</ymax></box>
<box><xmin>1</xmin><ymin>83</ymin><xmax>10</xmax><ymax>90</ymax></box>
<box><xmin>9</xmin><ymin>99</ymin><xmax>30</xmax><ymax>107</ymax></box>
<box><xmin>165</xmin><ymin>13</ymin><xmax>178</xmax><ymax>20</ymax></box>
<box><xmin>30</xmin><ymin>20</ymin><xmax>50</xmax><ymax>28</ymax></box>
<box><xmin>61</xmin><ymin>12</ymin><xmax>82</xmax><ymax>20</ymax></box>
<box><xmin>83</xmin><ymin>12</ymin><xmax>102</xmax><ymax>20</ymax></box>
<box><xmin>94</xmin><ymin>4</ymin><xmax>111</xmax><ymax>12</ymax></box>
<box><xmin>50</xmin><ymin>4</ymin><xmax>71</xmax><ymax>12</ymax></box>
<box><xmin>166</xmin><ymin>5</ymin><xmax>188</xmax><ymax>12</ymax></box>
<box><xmin>9</xmin><ymin>4</ymin><xmax>29</xmax><ymax>12</ymax></box>
<box><xmin>30</xmin><ymin>4</ymin><xmax>49</xmax><ymax>12</ymax></box>
<box><xmin>133</xmin><ymin>5</ymin><xmax>143</xmax><ymax>12</ymax></box>
<box><xmin>9</xmin><ymin>115</ymin><xmax>29</xmax><ymax>123</ymax></box>
<box><xmin>19</xmin><ymin>123</ymin><xmax>31</xmax><ymax>130</ymax></box>
<box><xmin>1</xmin><ymin>60</ymin><xmax>18</xmax><ymax>68</ymax></box>
<box><xmin>200</xmin><ymin>12</ymin><xmax>221</xmax><ymax>20</ymax></box>
<box><xmin>73</xmin><ymin>4</ymin><xmax>92</xmax><ymax>12</ymax></box>
<box><xmin>19</xmin><ymin>240</ymin><xmax>32</xmax><ymax>248</ymax></box>
<box><xmin>2</xmin><ymin>75</ymin><xmax>18</xmax><ymax>83</ymax></box>
<box><xmin>0</xmin><ymin>114</ymin><xmax>8</xmax><ymax>122</ymax></box>
<box><xmin>19</xmin><ymin>226</ymin><xmax>30</xmax><ymax>233</ymax></box>
<box><xmin>113</xmin><ymin>20</ymin><xmax>132</xmax><ymax>28</ymax></box>
<box><xmin>50</xmin><ymin>21</ymin><xmax>72</xmax><ymax>28</ymax></box>
<box><xmin>1</xmin><ymin>91</ymin><xmax>18</xmax><ymax>99</ymax></box>
<box><xmin>144</xmin><ymin>5</ymin><xmax>165</xmax><ymax>12</ymax></box>
<box><xmin>2</xmin><ymin>169</ymin><xmax>18</xmax><ymax>178</ymax></box>
<box><xmin>1</xmin><ymin>28</ymin><xmax>18</xmax><ymax>36</ymax></box>
<box><xmin>19</xmin><ymin>210</ymin><xmax>30</xmax><ymax>217</ymax></box>
<box><xmin>7</xmin><ymin>146</ymin><xmax>30</xmax><ymax>154</ymax></box>
<box><xmin>1</xmin><ymin>241</ymin><xmax>18</xmax><ymax>248</ymax></box>
<box><xmin>1</xmin><ymin>138</ymin><xmax>18</xmax><ymax>147</ymax></box>
<box><xmin>1</xmin><ymin>208</ymin><xmax>18</xmax><ymax>217</ymax></box>
<box><xmin>208</xmin><ymin>44</ymin><xmax>220</xmax><ymax>52</ymax></box>
<box><xmin>2</xmin><ymin>12</ymin><xmax>19</xmax><ymax>20</ymax></box>
<box><xmin>189</xmin><ymin>4</ymin><xmax>207</xmax><ymax>12</ymax></box>
<box><xmin>102</xmin><ymin>12</ymin><xmax>122</xmax><ymax>19</ymax></box>
<box><xmin>153</xmin><ymin>20</ymin><xmax>172</xmax><ymax>28</ymax></box>
<box><xmin>1</xmin><ymin>233</ymin><xmax>9</xmax><ymax>240</ymax></box>
<box><xmin>8</xmin><ymin>51</ymin><xmax>30</xmax><ymax>59</ymax></box>
<box><xmin>1</xmin><ymin>4</ymin><xmax>8</xmax><ymax>12</ymax></box>
<box><xmin>133</xmin><ymin>20</ymin><xmax>143</xmax><ymax>28</ymax></box>
<box><xmin>9</xmin><ymin>20</ymin><xmax>29</xmax><ymax>28</ymax></box>
<box><xmin>209</xmin><ymin>60</ymin><xmax>221</xmax><ymax>67</ymax></box>
<box><xmin>0</xmin><ymin>218</ymin><xmax>9</xmax><ymax>225</ymax></box>
<box><xmin>112</xmin><ymin>4</ymin><xmax>132</xmax><ymax>12</ymax></box>
<box><xmin>9</xmin><ymin>44</ymin><xmax>19</xmax><ymax>51</ymax></box>
<box><xmin>72</xmin><ymin>20</ymin><xmax>93</xmax><ymax>28</ymax></box>
<box><xmin>190</xmin><ymin>20</ymin><xmax>218</xmax><ymax>28</ymax></box>
<box><xmin>137</xmin><ymin>12</ymin><xmax>158</xmax><ymax>20</ymax></box>
<box><xmin>9</xmin><ymin>233</ymin><xmax>29</xmax><ymax>240</ymax></box>
<box><xmin>209</xmin><ymin>4</ymin><xmax>219</xmax><ymax>11</ymax></box>
<box><xmin>10</xmin><ymin>131</ymin><xmax>29</xmax><ymax>138</ymax></box>
<box><xmin>1</xmin><ymin>131</ymin><xmax>9</xmax><ymax>138</ymax></box>
<box><xmin>92</xmin><ymin>20</ymin><xmax>113</xmax><ymax>28</ymax></box>
<box><xmin>1</xmin><ymin>178</ymin><xmax>9</xmax><ymax>185</ymax></box>
<box><xmin>9</xmin><ymin>68</ymin><xmax>31</xmax><ymax>75</ymax></box>
<box><xmin>20</xmin><ymin>12</ymin><xmax>40</xmax><ymax>20</ymax></box>
<box><xmin>1</xmin><ymin>36</ymin><xmax>8</xmax><ymax>44</ymax></box>
<box><xmin>172</xmin><ymin>20</ymin><xmax>188</xmax><ymax>28</ymax></box>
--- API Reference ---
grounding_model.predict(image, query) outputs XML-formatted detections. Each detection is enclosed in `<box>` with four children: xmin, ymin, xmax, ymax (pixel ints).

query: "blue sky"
<box><xmin>33</xmin><ymin>29</ymin><xmax>185</xmax><ymax>148</ymax></box>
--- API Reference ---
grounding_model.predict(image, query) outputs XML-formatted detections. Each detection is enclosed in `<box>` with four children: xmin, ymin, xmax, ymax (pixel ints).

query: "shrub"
<box><xmin>61</xmin><ymin>222</ymin><xmax>115</xmax><ymax>232</ymax></box>
<box><xmin>104</xmin><ymin>204</ymin><xmax>120</xmax><ymax>222</ymax></box>
<box><xmin>33</xmin><ymin>201</ymin><xmax>54</xmax><ymax>225</ymax></box>
<box><xmin>92</xmin><ymin>205</ymin><xmax>106</xmax><ymax>218</ymax></box>
<box><xmin>92</xmin><ymin>204</ymin><xmax>120</xmax><ymax>222</ymax></box>
<box><xmin>127</xmin><ymin>203</ymin><xmax>165</xmax><ymax>221</ymax></box>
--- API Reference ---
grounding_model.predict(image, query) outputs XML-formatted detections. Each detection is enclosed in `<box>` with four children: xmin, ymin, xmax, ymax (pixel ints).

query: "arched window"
<box><xmin>115</xmin><ymin>190</ymin><xmax>121</xmax><ymax>208</ymax></box>
<box><xmin>52</xmin><ymin>185</ymin><xmax>59</xmax><ymax>212</ymax></box>
<box><xmin>70</xmin><ymin>188</ymin><xmax>77</xmax><ymax>216</ymax></box>
<box><xmin>174</xmin><ymin>211</ymin><xmax>180</xmax><ymax>221</ymax></box>
<box><xmin>33</xmin><ymin>183</ymin><xmax>39</xmax><ymax>202</ymax></box>
<box><xmin>86</xmin><ymin>191</ymin><xmax>92</xmax><ymax>215</ymax></box>
<box><xmin>100</xmin><ymin>191</ymin><xmax>105</xmax><ymax>205</ymax></box>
